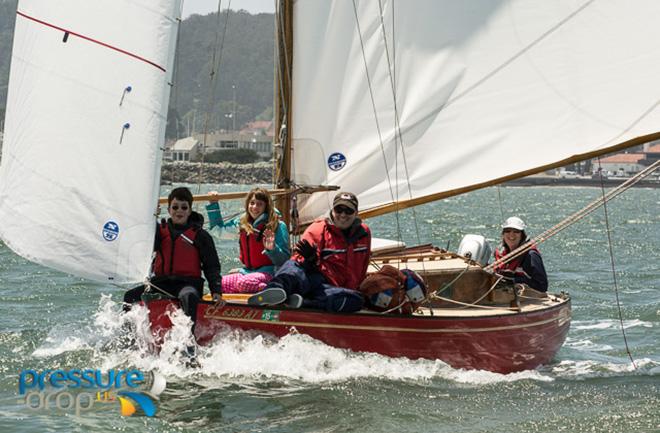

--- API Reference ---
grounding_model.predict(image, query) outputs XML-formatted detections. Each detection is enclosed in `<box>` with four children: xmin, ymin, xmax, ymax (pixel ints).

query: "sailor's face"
<box><xmin>247</xmin><ymin>198</ymin><xmax>267</xmax><ymax>220</ymax></box>
<box><xmin>169</xmin><ymin>198</ymin><xmax>191</xmax><ymax>225</ymax></box>
<box><xmin>502</xmin><ymin>228</ymin><xmax>522</xmax><ymax>250</ymax></box>
<box><xmin>332</xmin><ymin>205</ymin><xmax>357</xmax><ymax>230</ymax></box>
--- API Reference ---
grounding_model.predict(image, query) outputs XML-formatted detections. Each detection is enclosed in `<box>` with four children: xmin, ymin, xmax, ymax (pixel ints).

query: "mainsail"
<box><xmin>289</xmin><ymin>0</ymin><xmax>660</xmax><ymax>223</ymax></box>
<box><xmin>0</xmin><ymin>0</ymin><xmax>182</xmax><ymax>283</ymax></box>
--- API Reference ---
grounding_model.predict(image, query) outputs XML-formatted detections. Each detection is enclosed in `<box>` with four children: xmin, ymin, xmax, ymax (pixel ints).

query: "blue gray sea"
<box><xmin>0</xmin><ymin>185</ymin><xmax>658</xmax><ymax>432</ymax></box>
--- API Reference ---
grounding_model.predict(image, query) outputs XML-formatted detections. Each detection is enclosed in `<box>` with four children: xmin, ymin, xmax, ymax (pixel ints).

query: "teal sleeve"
<box><xmin>263</xmin><ymin>221</ymin><xmax>291</xmax><ymax>266</ymax></box>
<box><xmin>205</xmin><ymin>202</ymin><xmax>240</xmax><ymax>230</ymax></box>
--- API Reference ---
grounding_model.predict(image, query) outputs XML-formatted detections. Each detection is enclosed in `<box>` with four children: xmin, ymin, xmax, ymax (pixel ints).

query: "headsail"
<box><xmin>289</xmin><ymin>0</ymin><xmax>660</xmax><ymax>222</ymax></box>
<box><xmin>0</xmin><ymin>0</ymin><xmax>182</xmax><ymax>283</ymax></box>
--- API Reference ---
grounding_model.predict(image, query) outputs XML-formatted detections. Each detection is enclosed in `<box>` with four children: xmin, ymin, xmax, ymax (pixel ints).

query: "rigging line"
<box><xmin>374</xmin><ymin>0</ymin><xmax>424</xmax><ymax>248</ymax></box>
<box><xmin>170</xmin><ymin>13</ymin><xmax>184</xmax><ymax>185</ymax></box>
<box><xmin>496</xmin><ymin>185</ymin><xmax>505</xmax><ymax>222</ymax></box>
<box><xmin>596</xmin><ymin>159</ymin><xmax>637</xmax><ymax>369</ymax></box>
<box><xmin>485</xmin><ymin>159</ymin><xmax>660</xmax><ymax>271</ymax></box>
<box><xmin>351</xmin><ymin>0</ymin><xmax>401</xmax><ymax>242</ymax></box>
<box><xmin>196</xmin><ymin>0</ymin><xmax>232</xmax><ymax>192</ymax></box>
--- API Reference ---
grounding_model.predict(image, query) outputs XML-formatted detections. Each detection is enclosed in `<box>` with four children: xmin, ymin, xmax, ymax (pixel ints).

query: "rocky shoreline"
<box><xmin>160</xmin><ymin>161</ymin><xmax>273</xmax><ymax>185</ymax></box>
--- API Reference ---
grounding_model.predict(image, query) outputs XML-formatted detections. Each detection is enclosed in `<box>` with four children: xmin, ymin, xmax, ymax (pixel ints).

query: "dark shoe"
<box><xmin>285</xmin><ymin>293</ymin><xmax>303</xmax><ymax>309</ymax></box>
<box><xmin>247</xmin><ymin>288</ymin><xmax>287</xmax><ymax>306</ymax></box>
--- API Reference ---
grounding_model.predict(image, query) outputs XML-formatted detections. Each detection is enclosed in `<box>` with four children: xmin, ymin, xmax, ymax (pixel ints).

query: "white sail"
<box><xmin>290</xmin><ymin>0</ymin><xmax>660</xmax><ymax>222</ymax></box>
<box><xmin>0</xmin><ymin>0</ymin><xmax>181</xmax><ymax>283</ymax></box>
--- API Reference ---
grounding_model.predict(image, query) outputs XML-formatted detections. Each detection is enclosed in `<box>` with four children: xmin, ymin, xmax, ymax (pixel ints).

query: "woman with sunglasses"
<box><xmin>494</xmin><ymin>216</ymin><xmax>548</xmax><ymax>292</ymax></box>
<box><xmin>206</xmin><ymin>188</ymin><xmax>290</xmax><ymax>293</ymax></box>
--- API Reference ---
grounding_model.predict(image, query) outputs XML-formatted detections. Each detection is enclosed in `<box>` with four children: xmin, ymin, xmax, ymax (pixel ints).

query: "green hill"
<box><xmin>0</xmin><ymin>3</ymin><xmax>274</xmax><ymax>137</ymax></box>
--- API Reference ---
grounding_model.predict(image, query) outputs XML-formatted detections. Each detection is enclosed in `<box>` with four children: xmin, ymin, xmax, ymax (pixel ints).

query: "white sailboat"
<box><xmin>1</xmin><ymin>0</ymin><xmax>658</xmax><ymax>373</ymax></box>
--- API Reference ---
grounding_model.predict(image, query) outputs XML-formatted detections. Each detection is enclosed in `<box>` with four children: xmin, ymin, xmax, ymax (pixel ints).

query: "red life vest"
<box><xmin>153</xmin><ymin>221</ymin><xmax>201</xmax><ymax>278</ymax></box>
<box><xmin>238</xmin><ymin>222</ymin><xmax>274</xmax><ymax>270</ymax></box>
<box><xmin>494</xmin><ymin>243</ymin><xmax>539</xmax><ymax>278</ymax></box>
<box><xmin>297</xmin><ymin>219</ymin><xmax>371</xmax><ymax>290</ymax></box>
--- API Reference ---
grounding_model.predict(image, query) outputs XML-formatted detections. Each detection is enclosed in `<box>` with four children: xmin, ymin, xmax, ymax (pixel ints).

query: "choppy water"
<box><xmin>0</xmin><ymin>185</ymin><xmax>658</xmax><ymax>432</ymax></box>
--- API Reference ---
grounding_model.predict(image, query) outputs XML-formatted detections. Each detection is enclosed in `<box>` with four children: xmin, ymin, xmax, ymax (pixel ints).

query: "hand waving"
<box><xmin>263</xmin><ymin>228</ymin><xmax>275</xmax><ymax>250</ymax></box>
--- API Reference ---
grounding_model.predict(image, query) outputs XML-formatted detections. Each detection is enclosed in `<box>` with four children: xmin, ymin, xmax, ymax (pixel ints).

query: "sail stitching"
<box><xmin>16</xmin><ymin>10</ymin><xmax>167</xmax><ymax>73</ymax></box>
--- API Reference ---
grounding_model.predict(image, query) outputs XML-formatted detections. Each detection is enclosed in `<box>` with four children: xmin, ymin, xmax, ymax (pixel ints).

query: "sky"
<box><xmin>182</xmin><ymin>0</ymin><xmax>275</xmax><ymax>18</ymax></box>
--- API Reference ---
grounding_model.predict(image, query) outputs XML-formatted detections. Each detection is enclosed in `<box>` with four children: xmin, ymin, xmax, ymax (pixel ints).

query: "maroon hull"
<box><xmin>145</xmin><ymin>298</ymin><xmax>571</xmax><ymax>374</ymax></box>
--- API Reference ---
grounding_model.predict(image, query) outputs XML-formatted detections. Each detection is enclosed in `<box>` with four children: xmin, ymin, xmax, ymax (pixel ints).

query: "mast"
<box><xmin>273</xmin><ymin>0</ymin><xmax>293</xmax><ymax>226</ymax></box>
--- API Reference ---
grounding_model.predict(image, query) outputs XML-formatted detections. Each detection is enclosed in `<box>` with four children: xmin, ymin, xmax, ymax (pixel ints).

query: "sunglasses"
<box><xmin>171</xmin><ymin>205</ymin><xmax>189</xmax><ymax>211</ymax></box>
<box><xmin>333</xmin><ymin>205</ymin><xmax>356</xmax><ymax>215</ymax></box>
<box><xmin>503</xmin><ymin>229</ymin><xmax>521</xmax><ymax>234</ymax></box>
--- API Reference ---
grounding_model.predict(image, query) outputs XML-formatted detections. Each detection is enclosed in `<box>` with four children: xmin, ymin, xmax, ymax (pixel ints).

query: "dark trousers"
<box><xmin>266</xmin><ymin>260</ymin><xmax>364</xmax><ymax>313</ymax></box>
<box><xmin>123</xmin><ymin>283</ymin><xmax>201</xmax><ymax>332</ymax></box>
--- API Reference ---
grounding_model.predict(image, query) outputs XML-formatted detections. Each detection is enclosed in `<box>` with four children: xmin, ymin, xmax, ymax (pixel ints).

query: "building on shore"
<box><xmin>166</xmin><ymin>137</ymin><xmax>202</xmax><ymax>162</ymax></box>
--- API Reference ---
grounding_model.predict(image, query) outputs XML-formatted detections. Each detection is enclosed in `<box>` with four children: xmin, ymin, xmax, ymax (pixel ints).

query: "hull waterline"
<box><xmin>145</xmin><ymin>296</ymin><xmax>571</xmax><ymax>374</ymax></box>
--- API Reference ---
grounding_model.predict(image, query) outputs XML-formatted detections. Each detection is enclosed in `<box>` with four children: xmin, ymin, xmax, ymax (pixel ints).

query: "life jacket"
<box><xmin>359</xmin><ymin>266</ymin><xmax>428</xmax><ymax>314</ymax></box>
<box><xmin>298</xmin><ymin>218</ymin><xmax>371</xmax><ymax>289</ymax></box>
<box><xmin>494</xmin><ymin>242</ymin><xmax>539</xmax><ymax>280</ymax></box>
<box><xmin>153</xmin><ymin>220</ymin><xmax>201</xmax><ymax>279</ymax></box>
<box><xmin>238</xmin><ymin>221</ymin><xmax>274</xmax><ymax>270</ymax></box>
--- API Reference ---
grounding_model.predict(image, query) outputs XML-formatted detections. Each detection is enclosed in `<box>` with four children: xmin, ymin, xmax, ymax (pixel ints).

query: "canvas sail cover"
<box><xmin>290</xmin><ymin>0</ymin><xmax>660</xmax><ymax>222</ymax></box>
<box><xmin>0</xmin><ymin>0</ymin><xmax>181</xmax><ymax>283</ymax></box>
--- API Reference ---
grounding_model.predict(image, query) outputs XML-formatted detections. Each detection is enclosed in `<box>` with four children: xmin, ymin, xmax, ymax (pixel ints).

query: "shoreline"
<box><xmin>161</xmin><ymin>162</ymin><xmax>660</xmax><ymax>188</ymax></box>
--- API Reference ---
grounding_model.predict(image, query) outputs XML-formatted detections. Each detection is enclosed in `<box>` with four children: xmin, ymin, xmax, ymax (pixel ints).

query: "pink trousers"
<box><xmin>221</xmin><ymin>272</ymin><xmax>273</xmax><ymax>293</ymax></box>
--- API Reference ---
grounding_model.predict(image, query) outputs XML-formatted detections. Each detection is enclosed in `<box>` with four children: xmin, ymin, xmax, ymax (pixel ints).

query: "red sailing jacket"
<box><xmin>297</xmin><ymin>219</ymin><xmax>371</xmax><ymax>290</ymax></box>
<box><xmin>238</xmin><ymin>222</ymin><xmax>273</xmax><ymax>270</ymax></box>
<box><xmin>153</xmin><ymin>222</ymin><xmax>202</xmax><ymax>279</ymax></box>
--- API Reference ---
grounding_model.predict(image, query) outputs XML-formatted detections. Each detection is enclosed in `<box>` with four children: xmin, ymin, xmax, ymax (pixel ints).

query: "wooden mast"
<box><xmin>273</xmin><ymin>0</ymin><xmax>294</xmax><ymax>226</ymax></box>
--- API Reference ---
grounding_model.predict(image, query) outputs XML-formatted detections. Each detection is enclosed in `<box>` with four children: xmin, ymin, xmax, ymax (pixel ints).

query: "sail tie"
<box><xmin>119</xmin><ymin>85</ymin><xmax>132</xmax><ymax>106</ymax></box>
<box><xmin>119</xmin><ymin>123</ymin><xmax>130</xmax><ymax>144</ymax></box>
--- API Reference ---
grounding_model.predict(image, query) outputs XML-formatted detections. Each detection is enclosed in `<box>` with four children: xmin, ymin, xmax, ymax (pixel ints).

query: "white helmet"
<box><xmin>502</xmin><ymin>216</ymin><xmax>526</xmax><ymax>231</ymax></box>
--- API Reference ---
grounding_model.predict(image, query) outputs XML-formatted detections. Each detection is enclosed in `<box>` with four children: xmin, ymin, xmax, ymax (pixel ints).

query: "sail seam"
<box><xmin>16</xmin><ymin>10</ymin><xmax>167</xmax><ymax>73</ymax></box>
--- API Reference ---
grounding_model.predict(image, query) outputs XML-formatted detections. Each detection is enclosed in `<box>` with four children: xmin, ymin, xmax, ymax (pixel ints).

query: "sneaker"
<box><xmin>285</xmin><ymin>293</ymin><xmax>303</xmax><ymax>309</ymax></box>
<box><xmin>247</xmin><ymin>288</ymin><xmax>287</xmax><ymax>306</ymax></box>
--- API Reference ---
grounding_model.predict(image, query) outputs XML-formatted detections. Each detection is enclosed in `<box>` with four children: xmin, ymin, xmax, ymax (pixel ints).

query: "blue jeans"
<box><xmin>266</xmin><ymin>260</ymin><xmax>364</xmax><ymax>313</ymax></box>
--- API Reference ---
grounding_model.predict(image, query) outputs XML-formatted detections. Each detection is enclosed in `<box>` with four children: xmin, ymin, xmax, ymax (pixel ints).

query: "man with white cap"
<box><xmin>494</xmin><ymin>216</ymin><xmax>548</xmax><ymax>292</ymax></box>
<box><xmin>247</xmin><ymin>191</ymin><xmax>370</xmax><ymax>312</ymax></box>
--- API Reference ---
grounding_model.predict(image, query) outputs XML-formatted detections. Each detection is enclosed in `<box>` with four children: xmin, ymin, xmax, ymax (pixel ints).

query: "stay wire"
<box><xmin>375</xmin><ymin>0</ymin><xmax>423</xmax><ymax>248</ymax></box>
<box><xmin>196</xmin><ymin>0</ymin><xmax>232</xmax><ymax>192</ymax></box>
<box><xmin>595</xmin><ymin>159</ymin><xmax>637</xmax><ymax>369</ymax></box>
<box><xmin>351</xmin><ymin>0</ymin><xmax>401</xmax><ymax>243</ymax></box>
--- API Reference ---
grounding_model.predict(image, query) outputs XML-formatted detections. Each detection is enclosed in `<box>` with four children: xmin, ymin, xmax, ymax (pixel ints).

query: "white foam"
<box><xmin>572</xmin><ymin>319</ymin><xmax>653</xmax><ymax>331</ymax></box>
<box><xmin>550</xmin><ymin>358</ymin><xmax>660</xmax><ymax>379</ymax></box>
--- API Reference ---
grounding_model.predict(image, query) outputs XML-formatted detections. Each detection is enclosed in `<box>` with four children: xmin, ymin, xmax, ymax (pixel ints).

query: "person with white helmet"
<box><xmin>493</xmin><ymin>216</ymin><xmax>548</xmax><ymax>292</ymax></box>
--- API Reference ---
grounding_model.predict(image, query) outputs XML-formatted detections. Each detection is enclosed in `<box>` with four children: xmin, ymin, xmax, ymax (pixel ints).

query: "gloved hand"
<box><xmin>295</xmin><ymin>239</ymin><xmax>318</xmax><ymax>271</ymax></box>
<box><xmin>499</xmin><ymin>269</ymin><xmax>515</xmax><ymax>282</ymax></box>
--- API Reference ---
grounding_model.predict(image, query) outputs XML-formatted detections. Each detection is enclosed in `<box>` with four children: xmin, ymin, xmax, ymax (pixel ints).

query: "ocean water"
<box><xmin>0</xmin><ymin>185</ymin><xmax>658</xmax><ymax>433</ymax></box>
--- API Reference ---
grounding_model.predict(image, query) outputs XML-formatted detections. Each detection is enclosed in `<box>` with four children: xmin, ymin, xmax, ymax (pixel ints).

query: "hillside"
<box><xmin>0</xmin><ymin>2</ymin><xmax>275</xmax><ymax>137</ymax></box>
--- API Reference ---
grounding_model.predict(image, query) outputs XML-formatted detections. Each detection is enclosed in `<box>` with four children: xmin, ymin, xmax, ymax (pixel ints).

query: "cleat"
<box><xmin>285</xmin><ymin>293</ymin><xmax>303</xmax><ymax>309</ymax></box>
<box><xmin>247</xmin><ymin>288</ymin><xmax>287</xmax><ymax>306</ymax></box>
